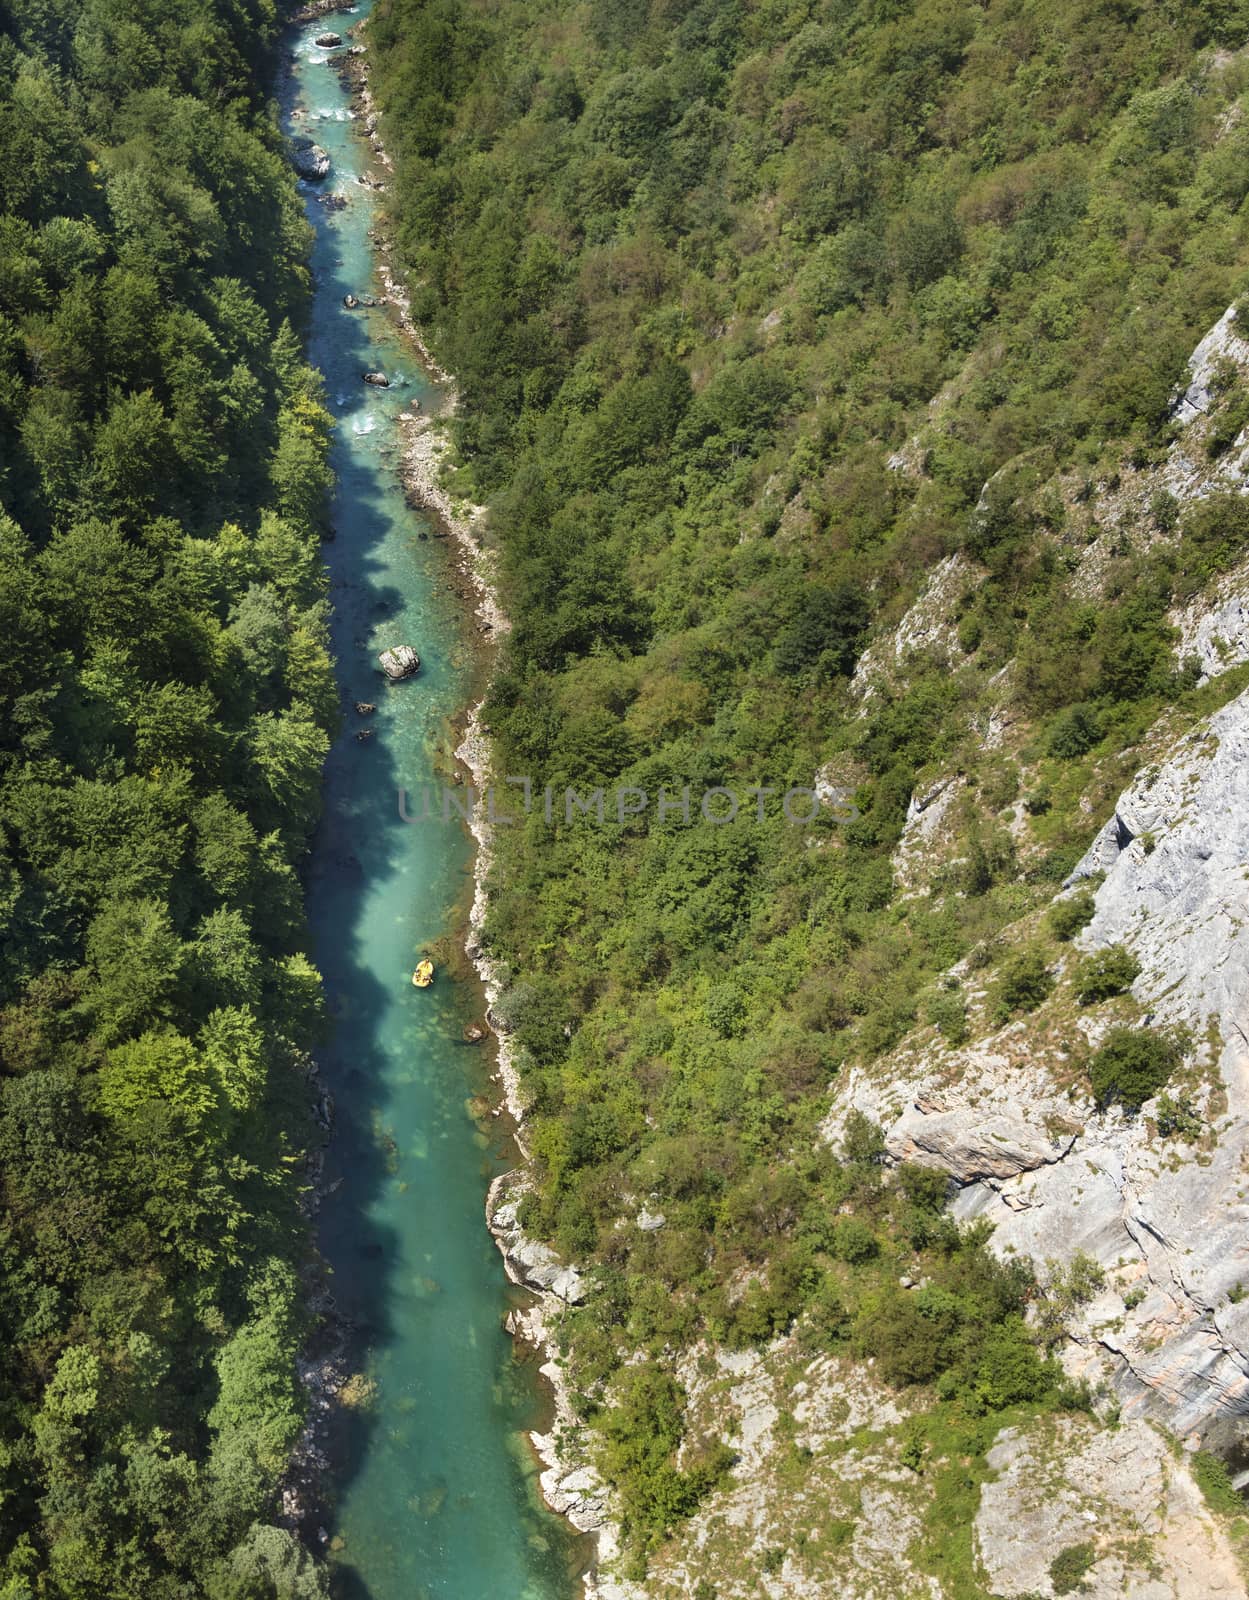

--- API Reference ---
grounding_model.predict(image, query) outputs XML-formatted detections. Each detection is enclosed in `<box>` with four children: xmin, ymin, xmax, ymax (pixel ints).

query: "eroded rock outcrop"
<box><xmin>489</xmin><ymin>1178</ymin><xmax>586</xmax><ymax>1304</ymax></box>
<box><xmin>974</xmin><ymin>1415</ymin><xmax>1244</xmax><ymax>1598</ymax></box>
<box><xmin>290</xmin><ymin>139</ymin><xmax>330</xmax><ymax>180</ymax></box>
<box><xmin>377</xmin><ymin>644</ymin><xmax>419</xmax><ymax>680</ymax></box>
<box><xmin>834</xmin><ymin>683</ymin><xmax>1249</xmax><ymax>1437</ymax></box>
<box><xmin>886</xmin><ymin>1105</ymin><xmax>1074</xmax><ymax>1180</ymax></box>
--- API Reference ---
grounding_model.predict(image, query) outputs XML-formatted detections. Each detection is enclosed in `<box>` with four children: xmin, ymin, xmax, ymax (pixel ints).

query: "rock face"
<box><xmin>974</xmin><ymin>1416</ymin><xmax>1244</xmax><ymax>1598</ymax></box>
<box><xmin>290</xmin><ymin>139</ymin><xmax>330</xmax><ymax>180</ymax></box>
<box><xmin>886</xmin><ymin>1105</ymin><xmax>1073</xmax><ymax>1180</ymax></box>
<box><xmin>491</xmin><ymin>1187</ymin><xmax>586</xmax><ymax>1303</ymax></box>
<box><xmin>377</xmin><ymin>645</ymin><xmax>419</xmax><ymax>680</ymax></box>
<box><xmin>1068</xmin><ymin>689</ymin><xmax>1249</xmax><ymax>1041</ymax></box>
<box><xmin>1172</xmin><ymin>304</ymin><xmax>1249</xmax><ymax>423</ymax></box>
<box><xmin>1056</xmin><ymin>686</ymin><xmax>1249</xmax><ymax>1431</ymax></box>
<box><xmin>1173</xmin><ymin>560</ymin><xmax>1249</xmax><ymax>685</ymax></box>
<box><xmin>827</xmin><ymin>684</ymin><xmax>1249</xmax><ymax>1438</ymax></box>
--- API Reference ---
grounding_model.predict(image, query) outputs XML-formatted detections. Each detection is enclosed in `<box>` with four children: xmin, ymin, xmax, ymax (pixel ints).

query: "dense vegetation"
<box><xmin>0</xmin><ymin>1</ymin><xmax>334</xmax><ymax>1594</ymax></box>
<box><xmin>370</xmin><ymin>0</ymin><xmax>1249</xmax><ymax>1571</ymax></box>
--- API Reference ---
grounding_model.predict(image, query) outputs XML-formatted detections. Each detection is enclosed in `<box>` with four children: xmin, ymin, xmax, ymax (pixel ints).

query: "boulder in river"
<box><xmin>315</xmin><ymin>31</ymin><xmax>343</xmax><ymax>46</ymax></box>
<box><xmin>362</xmin><ymin>371</ymin><xmax>389</xmax><ymax>387</ymax></box>
<box><xmin>378</xmin><ymin>646</ymin><xmax>420</xmax><ymax>681</ymax></box>
<box><xmin>291</xmin><ymin>139</ymin><xmax>330</xmax><ymax>180</ymax></box>
<box><xmin>343</xmin><ymin>294</ymin><xmax>360</xmax><ymax>309</ymax></box>
<box><xmin>463</xmin><ymin>1022</ymin><xmax>488</xmax><ymax>1044</ymax></box>
<box><xmin>354</xmin><ymin>701</ymin><xmax>375</xmax><ymax>715</ymax></box>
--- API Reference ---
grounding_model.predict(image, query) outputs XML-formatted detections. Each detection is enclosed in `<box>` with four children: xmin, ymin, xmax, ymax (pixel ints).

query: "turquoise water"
<box><xmin>286</xmin><ymin>19</ymin><xmax>582</xmax><ymax>1599</ymax></box>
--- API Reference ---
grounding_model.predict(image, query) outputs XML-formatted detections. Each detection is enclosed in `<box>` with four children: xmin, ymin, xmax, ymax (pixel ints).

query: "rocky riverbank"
<box><xmin>289</xmin><ymin>0</ymin><xmax>356</xmax><ymax>24</ymax></box>
<box><xmin>337</xmin><ymin>25</ymin><xmax>637</xmax><ymax>1600</ymax></box>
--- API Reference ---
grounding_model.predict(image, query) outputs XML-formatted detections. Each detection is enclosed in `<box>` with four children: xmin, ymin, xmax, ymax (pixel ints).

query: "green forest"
<box><xmin>0</xmin><ymin>0</ymin><xmax>334</xmax><ymax>1594</ymax></box>
<box><xmin>367</xmin><ymin>0</ymin><xmax>1249</xmax><ymax>1576</ymax></box>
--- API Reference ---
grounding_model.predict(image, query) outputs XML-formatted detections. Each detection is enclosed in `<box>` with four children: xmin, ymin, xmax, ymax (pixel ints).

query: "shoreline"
<box><xmin>327</xmin><ymin>25</ymin><xmax>636</xmax><ymax>1600</ymax></box>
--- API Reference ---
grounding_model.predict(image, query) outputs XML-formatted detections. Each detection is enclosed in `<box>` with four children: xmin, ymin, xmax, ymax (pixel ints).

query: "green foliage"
<box><xmin>368</xmin><ymin>0</ymin><xmax>1249</xmax><ymax>1564</ymax></box>
<box><xmin>1048</xmin><ymin>891</ymin><xmax>1096</xmax><ymax>942</ymax></box>
<box><xmin>1050</xmin><ymin>1541</ymin><xmax>1096</xmax><ymax>1594</ymax></box>
<box><xmin>1073</xmin><ymin>944</ymin><xmax>1141</xmax><ymax>1004</ymax></box>
<box><xmin>594</xmin><ymin>1366</ymin><xmax>725</xmax><ymax>1556</ymax></box>
<box><xmin>1192</xmin><ymin>1450</ymin><xmax>1244</xmax><ymax>1516</ymax></box>
<box><xmin>1088</xmin><ymin>1026</ymin><xmax>1180</xmax><ymax>1110</ymax></box>
<box><xmin>1048</xmin><ymin>705</ymin><xmax>1102</xmax><ymax>759</ymax></box>
<box><xmin>0</xmin><ymin>3</ymin><xmax>333</xmax><ymax>1591</ymax></box>
<box><xmin>1155</xmin><ymin>1090</ymin><xmax>1204</xmax><ymax>1140</ymax></box>
<box><xmin>1034</xmin><ymin>1250</ymin><xmax>1107</xmax><ymax>1348</ymax></box>
<box><xmin>990</xmin><ymin>948</ymin><xmax>1055</xmax><ymax>1023</ymax></box>
<box><xmin>831</xmin><ymin>1217</ymin><xmax>879</xmax><ymax>1264</ymax></box>
<box><xmin>851</xmin><ymin>1225</ymin><xmax>1053</xmax><ymax>1411</ymax></box>
<box><xmin>208</xmin><ymin>1525</ymin><xmax>330</xmax><ymax>1600</ymax></box>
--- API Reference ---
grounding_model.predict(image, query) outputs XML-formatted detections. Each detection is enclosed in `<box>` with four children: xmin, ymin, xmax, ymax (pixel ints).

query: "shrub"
<box><xmin>1207</xmin><ymin>389</ymin><xmax>1249</xmax><ymax>459</ymax></box>
<box><xmin>1088</xmin><ymin>1026</ymin><xmax>1179</xmax><ymax>1110</ymax></box>
<box><xmin>1050</xmin><ymin>1541</ymin><xmax>1096</xmax><ymax>1594</ymax></box>
<box><xmin>832</xmin><ymin>1216</ymin><xmax>879</xmax><ymax>1263</ymax></box>
<box><xmin>1178</xmin><ymin>493</ymin><xmax>1249</xmax><ymax>589</ymax></box>
<box><xmin>990</xmin><ymin>948</ymin><xmax>1055</xmax><ymax>1022</ymax></box>
<box><xmin>594</xmin><ymin>1366</ymin><xmax>718</xmax><ymax>1547</ymax></box>
<box><xmin>1048</xmin><ymin>704</ymin><xmax>1102</xmax><ymax>758</ymax></box>
<box><xmin>772</xmin><ymin>583</ymin><xmax>870</xmax><ymax>679</ymax></box>
<box><xmin>1155</xmin><ymin>1090</ymin><xmax>1203</xmax><ymax>1139</ymax></box>
<box><xmin>926</xmin><ymin>986</ymin><xmax>968</xmax><ymax>1044</ymax></box>
<box><xmin>1048</xmin><ymin>890</ymin><xmax>1095</xmax><ymax>941</ymax></box>
<box><xmin>801</xmin><ymin>1280</ymin><xmax>851</xmax><ymax>1350</ymax></box>
<box><xmin>1073</xmin><ymin>944</ymin><xmax>1140</xmax><ymax>1003</ymax></box>
<box><xmin>704</xmin><ymin>982</ymin><xmax>745</xmax><ymax>1037</ymax></box>
<box><xmin>968</xmin><ymin>1317</ymin><xmax>1056</xmax><ymax>1411</ymax></box>
<box><xmin>1192</xmin><ymin>1449</ymin><xmax>1243</xmax><ymax>1515</ymax></box>
<box><xmin>1150</xmin><ymin>489</ymin><xmax>1179</xmax><ymax>532</ymax></box>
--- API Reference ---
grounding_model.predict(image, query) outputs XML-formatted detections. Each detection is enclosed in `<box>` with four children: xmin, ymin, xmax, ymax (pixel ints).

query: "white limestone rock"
<box><xmin>291</xmin><ymin>139</ymin><xmax>330</xmax><ymax>180</ymax></box>
<box><xmin>377</xmin><ymin>644</ymin><xmax>420</xmax><ymax>680</ymax></box>
<box><xmin>1173</xmin><ymin>564</ymin><xmax>1249</xmax><ymax>683</ymax></box>
<box><xmin>887</xmin><ymin>1106</ymin><xmax>1073</xmax><ymax>1180</ymax></box>
<box><xmin>974</xmin><ymin>1416</ymin><xmax>1245</xmax><ymax>1598</ymax></box>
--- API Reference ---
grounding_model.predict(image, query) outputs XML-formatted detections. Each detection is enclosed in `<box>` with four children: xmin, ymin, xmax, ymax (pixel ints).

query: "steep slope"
<box><xmin>364</xmin><ymin>0</ymin><xmax>1249</xmax><ymax>1593</ymax></box>
<box><xmin>0</xmin><ymin>1</ymin><xmax>335</xmax><ymax>1593</ymax></box>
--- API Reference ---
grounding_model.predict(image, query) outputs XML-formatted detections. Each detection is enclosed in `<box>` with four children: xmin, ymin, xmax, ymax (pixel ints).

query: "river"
<box><xmin>286</xmin><ymin>15</ymin><xmax>582</xmax><ymax>1598</ymax></box>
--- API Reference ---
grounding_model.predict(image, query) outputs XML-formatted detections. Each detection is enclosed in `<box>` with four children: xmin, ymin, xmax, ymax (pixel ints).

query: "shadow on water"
<box><xmin>283</xmin><ymin>16</ymin><xmax>586</xmax><ymax>1600</ymax></box>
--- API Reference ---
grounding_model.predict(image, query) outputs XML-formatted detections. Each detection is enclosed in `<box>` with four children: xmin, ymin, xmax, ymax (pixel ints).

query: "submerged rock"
<box><xmin>377</xmin><ymin>645</ymin><xmax>420</xmax><ymax>680</ymax></box>
<box><xmin>463</xmin><ymin>1021</ymin><xmax>488</xmax><ymax>1044</ymax></box>
<box><xmin>354</xmin><ymin>701</ymin><xmax>375</xmax><ymax>715</ymax></box>
<box><xmin>291</xmin><ymin>138</ymin><xmax>330</xmax><ymax>180</ymax></box>
<box><xmin>362</xmin><ymin>370</ymin><xmax>389</xmax><ymax>387</ymax></box>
